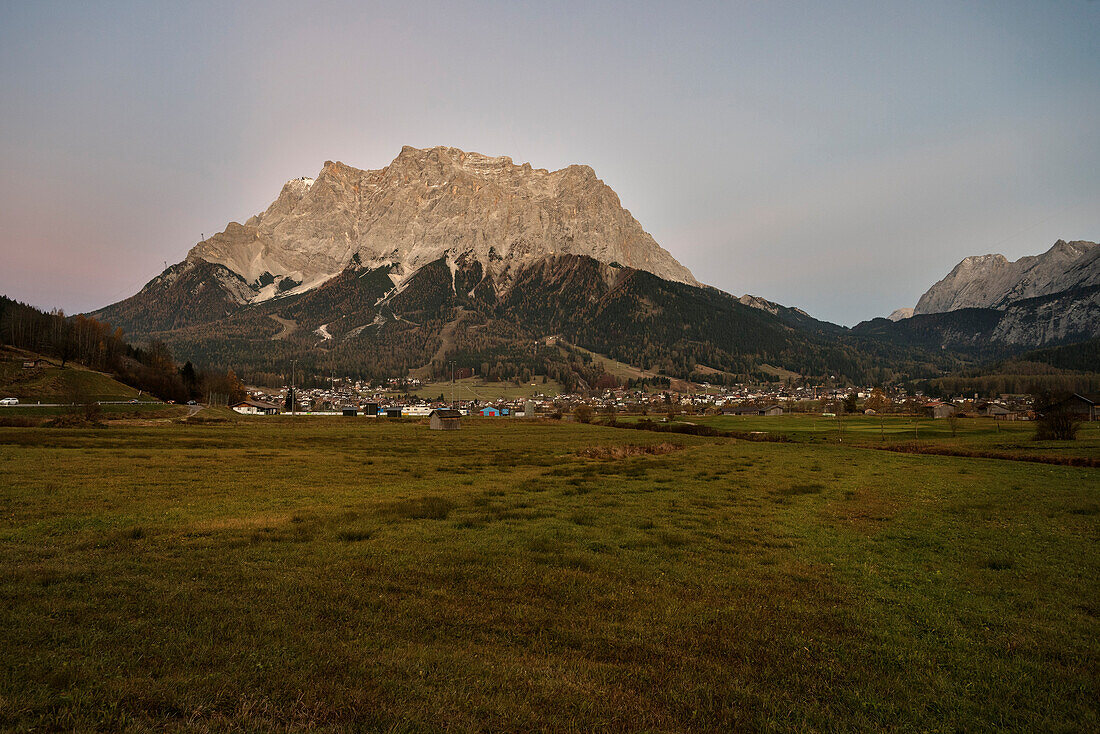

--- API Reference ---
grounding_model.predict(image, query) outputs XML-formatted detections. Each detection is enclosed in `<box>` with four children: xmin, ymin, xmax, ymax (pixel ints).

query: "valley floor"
<box><xmin>0</xmin><ymin>419</ymin><xmax>1096</xmax><ymax>731</ymax></box>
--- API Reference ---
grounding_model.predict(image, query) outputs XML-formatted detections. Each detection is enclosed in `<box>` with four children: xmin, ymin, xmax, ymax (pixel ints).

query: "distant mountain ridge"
<box><xmin>91</xmin><ymin>147</ymin><xmax>1095</xmax><ymax>386</ymax></box>
<box><xmin>914</xmin><ymin>239</ymin><xmax>1099</xmax><ymax>314</ymax></box>
<box><xmin>862</xmin><ymin>239</ymin><xmax>1100</xmax><ymax>353</ymax></box>
<box><xmin>90</xmin><ymin>146</ymin><xmax>941</xmax><ymax>385</ymax></box>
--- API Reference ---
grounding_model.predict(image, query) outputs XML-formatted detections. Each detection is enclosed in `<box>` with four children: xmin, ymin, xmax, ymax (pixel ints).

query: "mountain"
<box><xmin>887</xmin><ymin>308</ymin><xmax>914</xmax><ymax>322</ymax></box>
<box><xmin>913</xmin><ymin>239</ymin><xmax>1099</xmax><ymax>314</ymax></box>
<box><xmin>857</xmin><ymin>239</ymin><xmax>1100</xmax><ymax>353</ymax></box>
<box><xmin>93</xmin><ymin>146</ymin><xmax>942</xmax><ymax>387</ymax></box>
<box><xmin>187</xmin><ymin>145</ymin><xmax>696</xmax><ymax>296</ymax></box>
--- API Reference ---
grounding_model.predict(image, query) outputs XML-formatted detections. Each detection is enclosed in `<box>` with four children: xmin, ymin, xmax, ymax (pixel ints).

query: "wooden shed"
<box><xmin>430</xmin><ymin>409</ymin><xmax>462</xmax><ymax>430</ymax></box>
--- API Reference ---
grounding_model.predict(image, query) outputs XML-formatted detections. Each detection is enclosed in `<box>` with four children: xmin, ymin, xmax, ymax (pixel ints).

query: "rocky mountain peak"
<box><xmin>913</xmin><ymin>239</ymin><xmax>1099</xmax><ymax>314</ymax></box>
<box><xmin>184</xmin><ymin>145</ymin><xmax>697</xmax><ymax>300</ymax></box>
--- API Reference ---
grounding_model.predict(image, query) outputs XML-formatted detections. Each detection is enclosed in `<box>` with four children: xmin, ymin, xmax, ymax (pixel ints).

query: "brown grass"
<box><xmin>883</xmin><ymin>441</ymin><xmax>1100</xmax><ymax>467</ymax></box>
<box><xmin>577</xmin><ymin>442</ymin><xmax>683</xmax><ymax>460</ymax></box>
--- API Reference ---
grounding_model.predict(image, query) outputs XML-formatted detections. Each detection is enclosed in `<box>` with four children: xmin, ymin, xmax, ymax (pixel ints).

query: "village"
<box><xmin>228</xmin><ymin>377</ymin><xmax>1068</xmax><ymax>422</ymax></box>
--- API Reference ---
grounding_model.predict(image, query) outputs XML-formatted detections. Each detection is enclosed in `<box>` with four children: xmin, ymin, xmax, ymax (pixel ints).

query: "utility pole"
<box><xmin>449</xmin><ymin>360</ymin><xmax>456</xmax><ymax>408</ymax></box>
<box><xmin>291</xmin><ymin>358</ymin><xmax>298</xmax><ymax>416</ymax></box>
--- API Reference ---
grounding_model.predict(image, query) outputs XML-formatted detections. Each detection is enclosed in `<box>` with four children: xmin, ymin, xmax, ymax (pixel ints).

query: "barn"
<box><xmin>230</xmin><ymin>400</ymin><xmax>280</xmax><ymax>415</ymax></box>
<box><xmin>924</xmin><ymin>402</ymin><xmax>957</xmax><ymax>419</ymax></box>
<box><xmin>480</xmin><ymin>407</ymin><xmax>501</xmax><ymax>417</ymax></box>
<box><xmin>430</xmin><ymin>409</ymin><xmax>462</xmax><ymax>430</ymax></box>
<box><xmin>1052</xmin><ymin>393</ymin><xmax>1099</xmax><ymax>420</ymax></box>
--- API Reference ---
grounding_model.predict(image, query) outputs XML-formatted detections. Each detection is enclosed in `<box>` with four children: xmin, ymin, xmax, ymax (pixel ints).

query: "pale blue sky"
<box><xmin>1</xmin><ymin>0</ymin><xmax>1097</xmax><ymax>325</ymax></box>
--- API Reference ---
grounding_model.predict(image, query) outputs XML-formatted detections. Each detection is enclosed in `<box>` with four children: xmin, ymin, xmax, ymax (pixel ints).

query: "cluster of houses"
<box><xmin>229</xmin><ymin>378</ymin><xmax>1099</xmax><ymax>424</ymax></box>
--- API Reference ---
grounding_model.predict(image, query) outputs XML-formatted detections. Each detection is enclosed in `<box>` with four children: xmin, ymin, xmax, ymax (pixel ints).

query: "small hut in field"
<box><xmin>429</xmin><ymin>409</ymin><xmax>462</xmax><ymax>431</ymax></box>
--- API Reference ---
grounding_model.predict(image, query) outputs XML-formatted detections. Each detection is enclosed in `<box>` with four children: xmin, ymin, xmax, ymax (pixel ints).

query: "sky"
<box><xmin>1</xmin><ymin>0</ymin><xmax>1098</xmax><ymax>326</ymax></box>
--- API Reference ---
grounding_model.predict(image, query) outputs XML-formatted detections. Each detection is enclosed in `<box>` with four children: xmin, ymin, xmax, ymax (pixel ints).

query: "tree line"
<box><xmin>0</xmin><ymin>296</ymin><xmax>245</xmax><ymax>404</ymax></box>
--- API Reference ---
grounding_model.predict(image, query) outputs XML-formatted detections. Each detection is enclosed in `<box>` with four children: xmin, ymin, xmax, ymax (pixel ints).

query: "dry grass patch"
<box><xmin>380</xmin><ymin>495</ymin><xmax>456</xmax><ymax>521</ymax></box>
<box><xmin>577</xmin><ymin>442</ymin><xmax>683</xmax><ymax>460</ymax></box>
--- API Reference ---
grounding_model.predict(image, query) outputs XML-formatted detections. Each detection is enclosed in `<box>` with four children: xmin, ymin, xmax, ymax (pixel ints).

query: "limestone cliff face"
<box><xmin>887</xmin><ymin>308</ymin><xmax>914</xmax><ymax>322</ymax></box>
<box><xmin>913</xmin><ymin>239</ymin><xmax>1099</xmax><ymax>314</ymax></box>
<box><xmin>186</xmin><ymin>146</ymin><xmax>697</xmax><ymax>299</ymax></box>
<box><xmin>989</xmin><ymin>287</ymin><xmax>1100</xmax><ymax>346</ymax></box>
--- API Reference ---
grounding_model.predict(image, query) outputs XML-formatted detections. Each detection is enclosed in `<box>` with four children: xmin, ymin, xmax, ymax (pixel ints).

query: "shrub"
<box><xmin>576</xmin><ymin>442</ymin><xmax>682</xmax><ymax>460</ymax></box>
<box><xmin>574</xmin><ymin>405</ymin><xmax>593</xmax><ymax>424</ymax></box>
<box><xmin>1034</xmin><ymin>411</ymin><xmax>1080</xmax><ymax>441</ymax></box>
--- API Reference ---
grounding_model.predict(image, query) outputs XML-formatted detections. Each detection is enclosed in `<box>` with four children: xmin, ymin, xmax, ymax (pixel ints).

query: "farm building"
<box><xmin>384</xmin><ymin>407</ymin><xmax>403</xmax><ymax>418</ymax></box>
<box><xmin>230</xmin><ymin>400</ymin><xmax>280</xmax><ymax>415</ymax></box>
<box><xmin>722</xmin><ymin>405</ymin><xmax>783</xmax><ymax>416</ymax></box>
<box><xmin>1051</xmin><ymin>393</ymin><xmax>1099</xmax><ymax>420</ymax></box>
<box><xmin>480</xmin><ymin>407</ymin><xmax>501</xmax><ymax>417</ymax></box>
<box><xmin>429</xmin><ymin>409</ymin><xmax>462</xmax><ymax>430</ymax></box>
<box><xmin>924</xmin><ymin>402</ymin><xmax>957</xmax><ymax>419</ymax></box>
<box><xmin>978</xmin><ymin>404</ymin><xmax>1020</xmax><ymax>421</ymax></box>
<box><xmin>360</xmin><ymin>402</ymin><xmax>379</xmax><ymax>416</ymax></box>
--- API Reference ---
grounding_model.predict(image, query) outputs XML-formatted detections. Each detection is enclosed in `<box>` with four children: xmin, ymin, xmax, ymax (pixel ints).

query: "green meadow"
<box><xmin>1</xmin><ymin>418</ymin><xmax>1096</xmax><ymax>731</ymax></box>
<box><xmin>666</xmin><ymin>413</ymin><xmax>1100</xmax><ymax>462</ymax></box>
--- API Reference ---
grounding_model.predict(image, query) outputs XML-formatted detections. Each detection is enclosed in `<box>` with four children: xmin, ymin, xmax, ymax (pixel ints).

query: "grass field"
<box><xmin>0</xmin><ymin>352</ymin><xmax>143</xmax><ymax>403</ymax></box>
<box><xmin>1</xmin><ymin>419</ymin><xmax>1097</xmax><ymax>730</ymax></box>
<box><xmin>0</xmin><ymin>403</ymin><xmax>184</xmax><ymax>418</ymax></box>
<box><xmin>681</xmin><ymin>413</ymin><xmax>1100</xmax><ymax>462</ymax></box>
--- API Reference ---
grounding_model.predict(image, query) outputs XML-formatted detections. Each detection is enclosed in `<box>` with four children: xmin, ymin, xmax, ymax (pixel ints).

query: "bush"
<box><xmin>574</xmin><ymin>405</ymin><xmax>593</xmax><ymax>424</ymax></box>
<box><xmin>1035</xmin><ymin>411</ymin><xmax>1081</xmax><ymax>441</ymax></box>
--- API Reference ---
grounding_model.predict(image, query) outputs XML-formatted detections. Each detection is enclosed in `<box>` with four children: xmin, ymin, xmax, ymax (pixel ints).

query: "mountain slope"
<box><xmin>112</xmin><ymin>253</ymin><xmax>948</xmax><ymax>386</ymax></box>
<box><xmin>853</xmin><ymin>284</ymin><xmax>1100</xmax><ymax>354</ymax></box>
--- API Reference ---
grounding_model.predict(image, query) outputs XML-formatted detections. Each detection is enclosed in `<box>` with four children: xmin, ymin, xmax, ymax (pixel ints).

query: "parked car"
<box><xmin>187</xmin><ymin>400</ymin><xmax>196</xmax><ymax>405</ymax></box>
<box><xmin>0</xmin><ymin>397</ymin><xmax>18</xmax><ymax>406</ymax></box>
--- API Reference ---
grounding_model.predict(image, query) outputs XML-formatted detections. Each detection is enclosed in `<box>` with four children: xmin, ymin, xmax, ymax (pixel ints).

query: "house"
<box><xmin>722</xmin><ymin>405</ymin><xmax>783</xmax><ymax>416</ymax></box>
<box><xmin>1052</xmin><ymin>393</ymin><xmax>1099</xmax><ymax>420</ymax></box>
<box><xmin>429</xmin><ymin>409</ymin><xmax>462</xmax><ymax>431</ymax></box>
<box><xmin>924</xmin><ymin>402</ymin><xmax>957</xmax><ymax>419</ymax></box>
<box><xmin>480</xmin><ymin>407</ymin><xmax>500</xmax><ymax>417</ymax></box>
<box><xmin>978</xmin><ymin>404</ymin><xmax>1019</xmax><ymax>421</ymax></box>
<box><xmin>230</xmin><ymin>399</ymin><xmax>280</xmax><ymax>415</ymax></box>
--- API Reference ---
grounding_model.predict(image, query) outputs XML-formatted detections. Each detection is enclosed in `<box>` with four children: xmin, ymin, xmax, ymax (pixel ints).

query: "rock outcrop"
<box><xmin>887</xmin><ymin>308</ymin><xmax>914</xmax><ymax>322</ymax></box>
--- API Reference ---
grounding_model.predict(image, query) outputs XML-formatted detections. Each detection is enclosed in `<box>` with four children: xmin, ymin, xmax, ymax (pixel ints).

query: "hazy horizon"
<box><xmin>1</xmin><ymin>0</ymin><xmax>1098</xmax><ymax>327</ymax></box>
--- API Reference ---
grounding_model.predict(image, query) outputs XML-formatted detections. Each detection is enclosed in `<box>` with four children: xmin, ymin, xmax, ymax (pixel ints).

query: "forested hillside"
<box><xmin>94</xmin><ymin>254</ymin><xmax>964</xmax><ymax>389</ymax></box>
<box><xmin>0</xmin><ymin>296</ymin><xmax>245</xmax><ymax>403</ymax></box>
